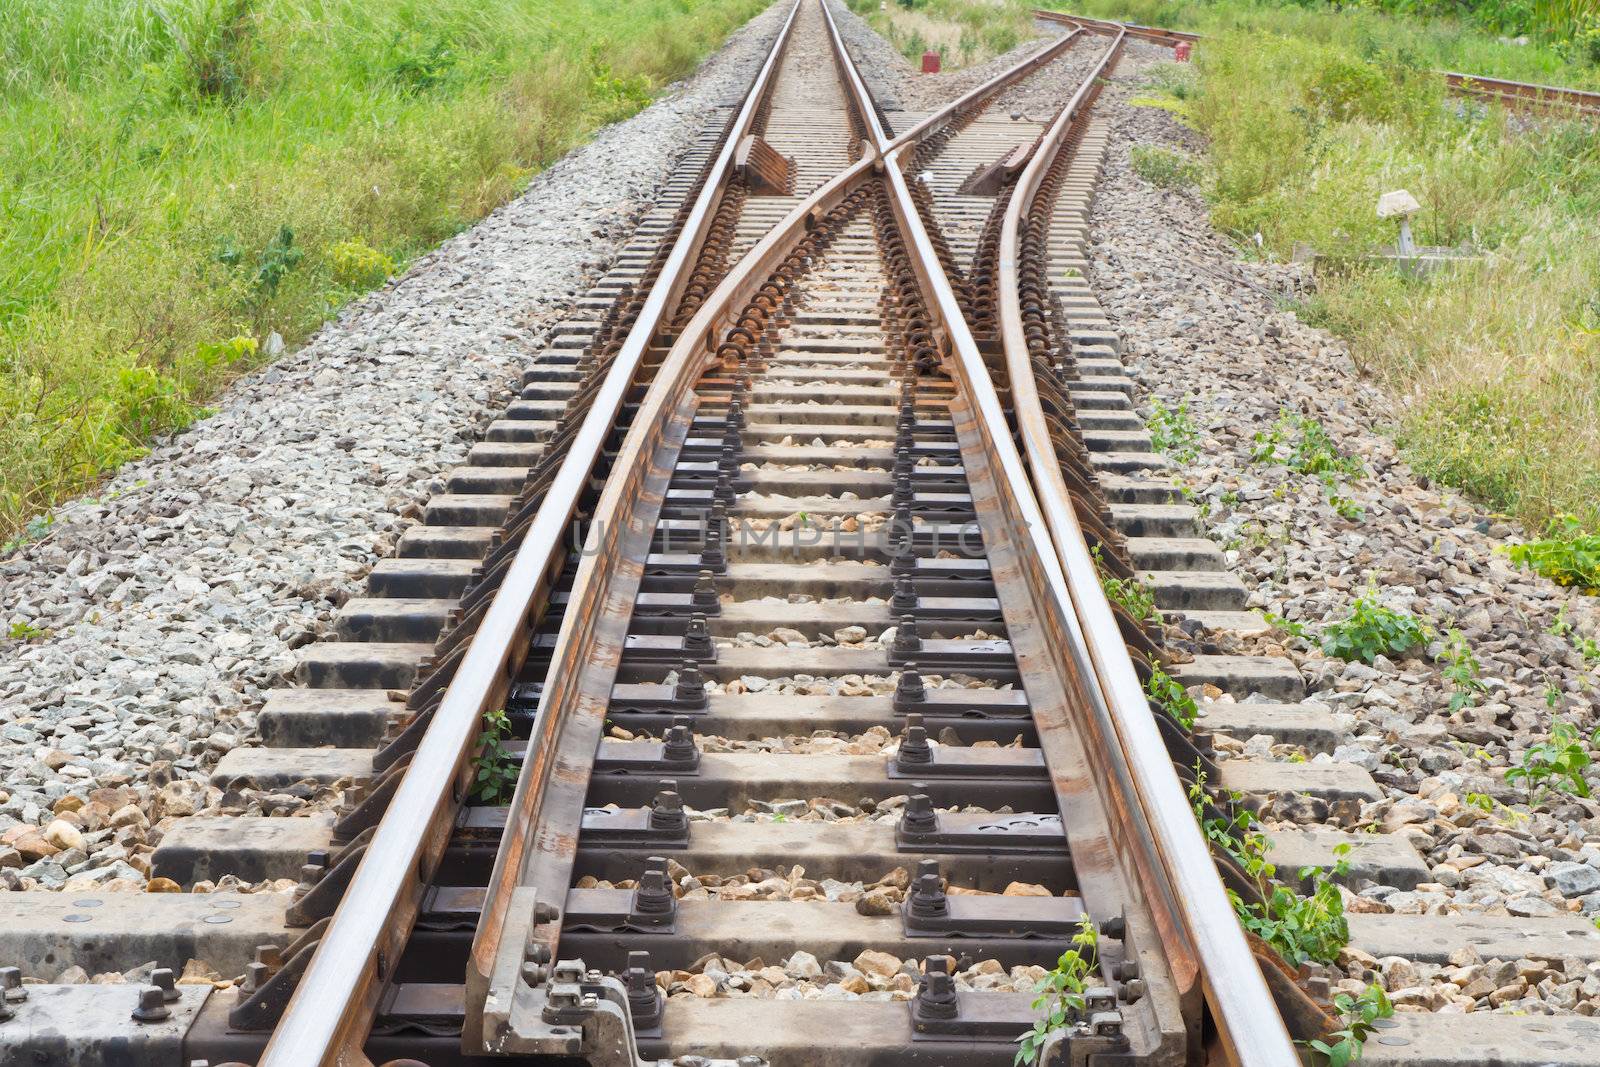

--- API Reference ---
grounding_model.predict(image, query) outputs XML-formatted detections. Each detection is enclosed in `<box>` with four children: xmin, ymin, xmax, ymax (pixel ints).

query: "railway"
<box><xmin>7</xmin><ymin>3</ymin><xmax>1600</xmax><ymax>1066</ymax></box>
<box><xmin>1036</xmin><ymin>8</ymin><xmax>1600</xmax><ymax>118</ymax></box>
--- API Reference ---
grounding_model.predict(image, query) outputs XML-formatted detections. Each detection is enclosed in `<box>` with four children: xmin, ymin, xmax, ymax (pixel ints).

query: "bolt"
<box><xmin>533</xmin><ymin>901</ymin><xmax>561</xmax><ymax>925</ymax></box>
<box><xmin>907</xmin><ymin>859</ymin><xmax>949</xmax><ymax>919</ymax></box>
<box><xmin>632</xmin><ymin>856</ymin><xmax>676</xmax><ymax>920</ymax></box>
<box><xmin>891</xmin><ymin>575</ymin><xmax>919</xmax><ymax>614</ymax></box>
<box><xmin>132</xmin><ymin>986</ymin><xmax>171</xmax><ymax>1023</ymax></box>
<box><xmin>0</xmin><ymin>967</ymin><xmax>24</xmax><ymax>1004</ymax></box>
<box><xmin>900</xmin><ymin>793</ymin><xmax>938</xmax><ymax>836</ymax></box>
<box><xmin>663</xmin><ymin>721</ymin><xmax>698</xmax><ymax>765</ymax></box>
<box><xmin>692</xmin><ymin>570</ymin><xmax>719</xmax><ymax>611</ymax></box>
<box><xmin>914</xmin><ymin>957</ymin><xmax>959</xmax><ymax>1020</ymax></box>
<box><xmin>898</xmin><ymin>715</ymin><xmax>932</xmax><ymax>764</ymax></box>
<box><xmin>893</xmin><ymin>615</ymin><xmax>921</xmax><ymax>654</ymax></box>
<box><xmin>151</xmin><ymin>967</ymin><xmax>179</xmax><ymax>1003</ymax></box>
<box><xmin>674</xmin><ymin>660</ymin><xmax>709</xmax><ymax>708</ymax></box>
<box><xmin>649</xmin><ymin>782</ymin><xmax>688</xmax><ymax>835</ymax></box>
<box><xmin>895</xmin><ymin>669</ymin><xmax>927</xmax><ymax>711</ymax></box>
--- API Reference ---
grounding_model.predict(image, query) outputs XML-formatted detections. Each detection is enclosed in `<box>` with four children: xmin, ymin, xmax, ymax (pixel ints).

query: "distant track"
<box><xmin>1036</xmin><ymin>8</ymin><xmax>1600</xmax><ymax>119</ymax></box>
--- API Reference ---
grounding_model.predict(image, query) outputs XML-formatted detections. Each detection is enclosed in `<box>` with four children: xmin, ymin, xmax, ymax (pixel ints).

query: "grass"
<box><xmin>1050</xmin><ymin>0</ymin><xmax>1600</xmax><ymax>535</ymax></box>
<box><xmin>0</xmin><ymin>0</ymin><xmax>767</xmax><ymax>545</ymax></box>
<box><xmin>844</xmin><ymin>0</ymin><xmax>1039</xmax><ymax>68</ymax></box>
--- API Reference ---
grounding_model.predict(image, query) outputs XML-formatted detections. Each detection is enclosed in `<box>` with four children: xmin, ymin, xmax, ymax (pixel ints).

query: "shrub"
<box><xmin>1506</xmin><ymin>514</ymin><xmax>1600</xmax><ymax>590</ymax></box>
<box><xmin>329</xmin><ymin>240</ymin><xmax>398</xmax><ymax>290</ymax></box>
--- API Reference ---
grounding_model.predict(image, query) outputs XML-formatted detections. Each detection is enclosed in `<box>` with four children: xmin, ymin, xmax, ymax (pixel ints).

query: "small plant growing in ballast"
<box><xmin>1320</xmin><ymin>587</ymin><xmax>1429</xmax><ymax>664</ymax></box>
<box><xmin>1308</xmin><ymin>983</ymin><xmax>1394</xmax><ymax>1067</ymax></box>
<box><xmin>1439</xmin><ymin>628</ymin><xmax>1488</xmax><ymax>712</ymax></box>
<box><xmin>472</xmin><ymin>708</ymin><xmax>518</xmax><ymax>803</ymax></box>
<box><xmin>1146</xmin><ymin>396</ymin><xmax>1199</xmax><ymax>462</ymax></box>
<box><xmin>1506</xmin><ymin>513</ymin><xmax>1600</xmax><ymax>591</ymax></box>
<box><xmin>1505</xmin><ymin>720</ymin><xmax>1595</xmax><ymax>800</ymax></box>
<box><xmin>1145</xmin><ymin>663</ymin><xmax>1198</xmax><ymax>730</ymax></box>
<box><xmin>1015</xmin><ymin>917</ymin><xmax>1099</xmax><ymax>1066</ymax></box>
<box><xmin>1093</xmin><ymin>546</ymin><xmax>1162</xmax><ymax>628</ymax></box>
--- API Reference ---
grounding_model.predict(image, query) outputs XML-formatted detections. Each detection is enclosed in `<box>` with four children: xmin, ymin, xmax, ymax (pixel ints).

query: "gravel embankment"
<box><xmin>0</xmin><ymin>3</ymin><xmax>790</xmax><ymax>889</ymax></box>
<box><xmin>1092</xmin><ymin>44</ymin><xmax>1600</xmax><ymax>1016</ymax></box>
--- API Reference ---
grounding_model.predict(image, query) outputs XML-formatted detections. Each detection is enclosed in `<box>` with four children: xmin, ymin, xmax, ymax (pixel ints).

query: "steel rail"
<box><xmin>876</xmin><ymin>107</ymin><xmax>1204</xmax><ymax>1066</ymax></box>
<box><xmin>252</xmin><ymin>3</ymin><xmax>807</xmax><ymax>1062</ymax></box>
<box><xmin>1038</xmin><ymin>8</ymin><xmax>1600</xmax><ymax>119</ymax></box>
<box><xmin>469</xmin><ymin>3</ymin><xmax>886</xmax><ymax>1049</ymax></box>
<box><xmin>994</xmin><ymin>30</ymin><xmax>1299</xmax><ymax>1067</ymax></box>
<box><xmin>468</xmin><ymin>4</ymin><xmax>1142</xmax><ymax>1053</ymax></box>
<box><xmin>1440</xmin><ymin>69</ymin><xmax>1600</xmax><ymax>114</ymax></box>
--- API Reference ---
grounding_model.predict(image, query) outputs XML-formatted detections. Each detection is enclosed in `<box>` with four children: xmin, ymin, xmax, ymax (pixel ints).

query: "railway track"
<box><xmin>1036</xmin><ymin>8</ymin><xmax>1600</xmax><ymax>118</ymax></box>
<box><xmin>10</xmin><ymin>3</ymin><xmax>1600</xmax><ymax>1067</ymax></box>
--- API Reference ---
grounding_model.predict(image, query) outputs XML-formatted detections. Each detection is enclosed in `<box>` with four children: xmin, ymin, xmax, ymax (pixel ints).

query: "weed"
<box><xmin>8</xmin><ymin>621</ymin><xmax>45</xmax><ymax>641</ymax></box>
<box><xmin>252</xmin><ymin>225</ymin><xmax>304</xmax><ymax>298</ymax></box>
<box><xmin>1253</xmin><ymin>410</ymin><xmax>1366</xmax><ymax>519</ymax></box>
<box><xmin>1096</xmin><ymin>556</ymin><xmax>1162</xmax><ymax>628</ymax></box>
<box><xmin>1505</xmin><ymin>719</ymin><xmax>1594</xmax><ymax>799</ymax></box>
<box><xmin>1231</xmin><ymin>850</ymin><xmax>1352</xmax><ymax>968</ymax></box>
<box><xmin>1188</xmin><ymin>772</ymin><xmax>1352</xmax><ymax>966</ymax></box>
<box><xmin>1147</xmin><ymin>396</ymin><xmax>1199</xmax><ymax>462</ymax></box>
<box><xmin>1015</xmin><ymin>917</ymin><xmax>1098</xmax><ymax>1066</ymax></box>
<box><xmin>1264</xmin><ymin>611</ymin><xmax>1310</xmax><ymax>640</ymax></box>
<box><xmin>194</xmin><ymin>335</ymin><xmax>258</xmax><ymax>375</ymax></box>
<box><xmin>472</xmin><ymin>708</ymin><xmax>519</xmax><ymax>803</ymax></box>
<box><xmin>0</xmin><ymin>0</ymin><xmax>768</xmax><ymax>544</ymax></box>
<box><xmin>1440</xmin><ymin>628</ymin><xmax>1488</xmax><ymax>712</ymax></box>
<box><xmin>1145</xmin><ymin>664</ymin><xmax>1198</xmax><ymax>730</ymax></box>
<box><xmin>1507</xmin><ymin>514</ymin><xmax>1600</xmax><ymax>591</ymax></box>
<box><xmin>1320</xmin><ymin>587</ymin><xmax>1430</xmax><ymax>664</ymax></box>
<box><xmin>1131</xmin><ymin>145</ymin><xmax>1202</xmax><ymax>189</ymax></box>
<box><xmin>1550</xmin><ymin>605</ymin><xmax>1600</xmax><ymax>663</ymax></box>
<box><xmin>2</xmin><ymin>514</ymin><xmax>54</xmax><ymax>556</ymax></box>
<box><xmin>1308</xmin><ymin>983</ymin><xmax>1394</xmax><ymax>1067</ymax></box>
<box><xmin>329</xmin><ymin>240</ymin><xmax>398</xmax><ymax>291</ymax></box>
<box><xmin>1253</xmin><ymin>410</ymin><xmax>1364</xmax><ymax>479</ymax></box>
<box><xmin>387</xmin><ymin>30</ymin><xmax>456</xmax><ymax>94</ymax></box>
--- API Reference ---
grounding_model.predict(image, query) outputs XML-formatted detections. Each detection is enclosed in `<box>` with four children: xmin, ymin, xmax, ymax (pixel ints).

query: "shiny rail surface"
<box><xmin>992</xmin><ymin>26</ymin><xmax>1297</xmax><ymax>1066</ymax></box>
<box><xmin>8</xmin><ymin>6</ymin><xmax>1321</xmax><ymax>1066</ymax></box>
<box><xmin>254</xmin><ymin>4</ymin><xmax>810</xmax><ymax>1062</ymax></box>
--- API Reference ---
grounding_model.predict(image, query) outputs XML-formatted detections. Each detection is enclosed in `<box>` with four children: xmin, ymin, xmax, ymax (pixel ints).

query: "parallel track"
<box><xmin>37</xmin><ymin>4</ymin><xmax>1600</xmax><ymax>1066</ymax></box>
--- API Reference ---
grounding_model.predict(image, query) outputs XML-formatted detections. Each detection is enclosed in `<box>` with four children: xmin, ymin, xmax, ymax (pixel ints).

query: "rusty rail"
<box><xmin>469</xmin><ymin>4</ymin><xmax>1148</xmax><ymax>1054</ymax></box>
<box><xmin>1037</xmin><ymin>8</ymin><xmax>1600</xmax><ymax>119</ymax></box>
<box><xmin>252</xmin><ymin>4</ymin><xmax>807</xmax><ymax>1063</ymax></box>
<box><xmin>994</xmin><ymin>27</ymin><xmax>1299</xmax><ymax>1067</ymax></box>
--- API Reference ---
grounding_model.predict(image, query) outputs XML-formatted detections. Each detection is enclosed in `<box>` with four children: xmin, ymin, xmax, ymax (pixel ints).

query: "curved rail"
<box><xmin>254</xmin><ymin>4</ymin><xmax>808</xmax><ymax>1062</ymax></box>
<box><xmin>994</xmin><ymin>28</ymin><xmax>1298</xmax><ymax>1067</ymax></box>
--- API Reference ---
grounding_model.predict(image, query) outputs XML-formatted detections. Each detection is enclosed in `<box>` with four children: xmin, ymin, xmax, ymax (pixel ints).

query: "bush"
<box><xmin>1130</xmin><ymin>145</ymin><xmax>1202</xmax><ymax>189</ymax></box>
<box><xmin>329</xmin><ymin>240</ymin><xmax>398</xmax><ymax>290</ymax></box>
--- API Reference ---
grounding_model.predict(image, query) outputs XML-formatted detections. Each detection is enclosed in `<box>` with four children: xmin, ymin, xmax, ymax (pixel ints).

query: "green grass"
<box><xmin>1050</xmin><ymin>0</ymin><xmax>1600</xmax><ymax>535</ymax></box>
<box><xmin>844</xmin><ymin>0</ymin><xmax>1038</xmax><ymax>68</ymax></box>
<box><xmin>1054</xmin><ymin>0</ymin><xmax>1600</xmax><ymax>88</ymax></box>
<box><xmin>0</xmin><ymin>0</ymin><xmax>766</xmax><ymax>544</ymax></box>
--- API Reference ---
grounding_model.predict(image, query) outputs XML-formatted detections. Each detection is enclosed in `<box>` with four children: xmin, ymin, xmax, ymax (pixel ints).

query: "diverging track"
<box><xmin>0</xmin><ymin>4</ymin><xmax>1330</xmax><ymax>1066</ymax></box>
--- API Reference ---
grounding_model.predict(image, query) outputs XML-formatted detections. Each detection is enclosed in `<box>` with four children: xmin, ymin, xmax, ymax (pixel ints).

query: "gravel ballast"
<box><xmin>1090</xmin><ymin>44</ymin><xmax>1600</xmax><ymax>1017</ymax></box>
<box><xmin>0</xmin><ymin>4</ymin><xmax>790</xmax><ymax>889</ymax></box>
